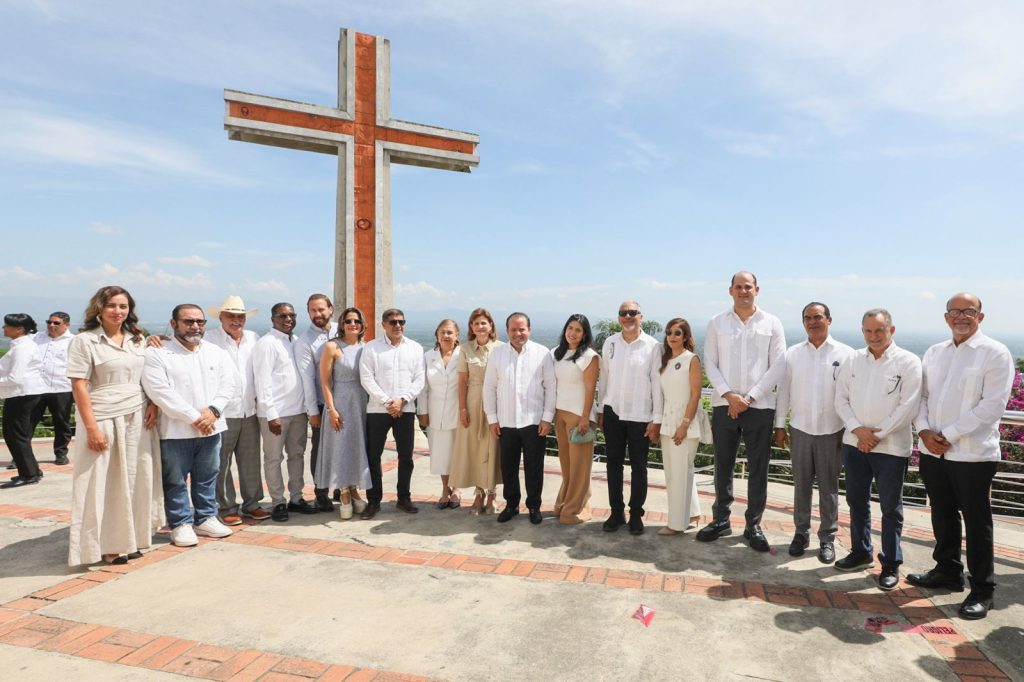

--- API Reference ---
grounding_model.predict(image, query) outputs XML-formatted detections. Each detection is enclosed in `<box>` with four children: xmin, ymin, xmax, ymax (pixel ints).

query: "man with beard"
<box><xmin>294</xmin><ymin>293</ymin><xmax>337</xmax><ymax>511</ymax></box>
<box><xmin>142</xmin><ymin>304</ymin><xmax>238</xmax><ymax>548</ymax></box>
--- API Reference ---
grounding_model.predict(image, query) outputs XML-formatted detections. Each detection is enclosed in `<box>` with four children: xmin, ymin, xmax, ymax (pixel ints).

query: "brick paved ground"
<box><xmin>1</xmin><ymin>436</ymin><xmax>1021</xmax><ymax>681</ymax></box>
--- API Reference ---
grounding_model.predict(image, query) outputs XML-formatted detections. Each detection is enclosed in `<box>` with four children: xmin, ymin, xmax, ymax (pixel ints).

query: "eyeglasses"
<box><xmin>618</xmin><ymin>309</ymin><xmax>640</xmax><ymax>318</ymax></box>
<box><xmin>46</xmin><ymin>321</ymin><xmax>65</xmax><ymax>326</ymax></box>
<box><xmin>946</xmin><ymin>308</ymin><xmax>979</xmax><ymax>319</ymax></box>
<box><xmin>343</xmin><ymin>318</ymin><xmax>362</xmax><ymax>325</ymax></box>
<box><xmin>666</xmin><ymin>330</ymin><xmax>684</xmax><ymax>337</ymax></box>
<box><xmin>179</xmin><ymin>319</ymin><xmax>207</xmax><ymax>327</ymax></box>
<box><xmin>387</xmin><ymin>319</ymin><xmax>407</xmax><ymax>327</ymax></box>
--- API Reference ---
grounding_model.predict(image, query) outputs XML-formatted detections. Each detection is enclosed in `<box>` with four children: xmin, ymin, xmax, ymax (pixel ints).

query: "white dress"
<box><xmin>659</xmin><ymin>350</ymin><xmax>702</xmax><ymax>531</ymax></box>
<box><xmin>418</xmin><ymin>347</ymin><xmax>460</xmax><ymax>475</ymax></box>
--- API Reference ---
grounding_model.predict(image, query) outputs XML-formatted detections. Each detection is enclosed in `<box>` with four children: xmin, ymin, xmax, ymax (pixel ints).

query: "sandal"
<box><xmin>470</xmin><ymin>492</ymin><xmax>484</xmax><ymax>515</ymax></box>
<box><xmin>448</xmin><ymin>493</ymin><xmax>461</xmax><ymax>509</ymax></box>
<box><xmin>103</xmin><ymin>554</ymin><xmax>128</xmax><ymax>565</ymax></box>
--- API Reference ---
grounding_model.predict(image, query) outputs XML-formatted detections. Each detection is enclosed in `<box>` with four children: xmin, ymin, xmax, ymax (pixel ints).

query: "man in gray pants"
<box><xmin>773</xmin><ymin>303</ymin><xmax>854</xmax><ymax>563</ymax></box>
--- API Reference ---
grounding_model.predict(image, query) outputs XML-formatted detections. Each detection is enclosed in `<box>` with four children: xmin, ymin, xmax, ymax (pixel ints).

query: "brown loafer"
<box><xmin>360</xmin><ymin>502</ymin><xmax>380</xmax><ymax>520</ymax></box>
<box><xmin>221</xmin><ymin>514</ymin><xmax>243</xmax><ymax>526</ymax></box>
<box><xmin>241</xmin><ymin>507</ymin><xmax>271</xmax><ymax>521</ymax></box>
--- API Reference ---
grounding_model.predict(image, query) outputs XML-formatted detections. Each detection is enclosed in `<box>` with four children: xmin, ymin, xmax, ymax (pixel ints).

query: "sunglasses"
<box><xmin>387</xmin><ymin>319</ymin><xmax>407</xmax><ymax>327</ymax></box>
<box><xmin>343</xmin><ymin>318</ymin><xmax>363</xmax><ymax>325</ymax></box>
<box><xmin>274</xmin><ymin>313</ymin><xmax>297</xmax><ymax>319</ymax></box>
<box><xmin>46</xmin><ymin>320</ymin><xmax>65</xmax><ymax>326</ymax></box>
<box><xmin>618</xmin><ymin>309</ymin><xmax>640</xmax><ymax>318</ymax></box>
<box><xmin>666</xmin><ymin>329</ymin><xmax>684</xmax><ymax>337</ymax></box>
<box><xmin>179</xmin><ymin>319</ymin><xmax>207</xmax><ymax>327</ymax></box>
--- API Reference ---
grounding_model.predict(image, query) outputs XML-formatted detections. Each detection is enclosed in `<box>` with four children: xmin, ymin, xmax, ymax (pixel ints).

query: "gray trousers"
<box><xmin>217</xmin><ymin>416</ymin><xmax>264</xmax><ymax>515</ymax></box>
<box><xmin>790</xmin><ymin>427</ymin><xmax>844</xmax><ymax>543</ymax></box>
<box><xmin>260</xmin><ymin>414</ymin><xmax>308</xmax><ymax>506</ymax></box>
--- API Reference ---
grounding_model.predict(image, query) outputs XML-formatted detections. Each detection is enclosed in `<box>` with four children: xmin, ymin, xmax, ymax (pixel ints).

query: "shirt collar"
<box><xmin>268</xmin><ymin>328</ymin><xmax>293</xmax><ymax>342</ymax></box>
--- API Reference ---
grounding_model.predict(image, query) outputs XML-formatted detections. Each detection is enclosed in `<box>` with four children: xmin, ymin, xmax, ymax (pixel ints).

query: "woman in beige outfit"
<box><xmin>67</xmin><ymin>286</ymin><xmax>163</xmax><ymax>566</ymax></box>
<box><xmin>552</xmin><ymin>314</ymin><xmax>598</xmax><ymax>524</ymax></box>
<box><xmin>448</xmin><ymin>308</ymin><xmax>502</xmax><ymax>515</ymax></box>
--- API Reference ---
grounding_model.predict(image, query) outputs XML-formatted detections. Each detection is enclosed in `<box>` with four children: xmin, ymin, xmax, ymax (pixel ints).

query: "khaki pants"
<box><xmin>553</xmin><ymin>409</ymin><xmax>593</xmax><ymax>524</ymax></box>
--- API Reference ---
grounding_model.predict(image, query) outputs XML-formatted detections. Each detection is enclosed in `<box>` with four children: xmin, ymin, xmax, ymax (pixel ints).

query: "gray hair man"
<box><xmin>908</xmin><ymin>293</ymin><xmax>1014</xmax><ymax>619</ymax></box>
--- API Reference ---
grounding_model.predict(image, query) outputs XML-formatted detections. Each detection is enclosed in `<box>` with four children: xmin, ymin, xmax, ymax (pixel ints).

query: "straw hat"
<box><xmin>209</xmin><ymin>295</ymin><xmax>258</xmax><ymax>318</ymax></box>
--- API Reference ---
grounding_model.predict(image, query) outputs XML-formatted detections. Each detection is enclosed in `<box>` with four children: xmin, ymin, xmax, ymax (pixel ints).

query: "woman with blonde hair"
<box><xmin>448</xmin><ymin>308</ymin><xmax>502</xmax><ymax>514</ymax></box>
<box><xmin>657</xmin><ymin>318</ymin><xmax>703</xmax><ymax>536</ymax></box>
<box><xmin>417</xmin><ymin>319</ymin><xmax>462</xmax><ymax>508</ymax></box>
<box><xmin>67</xmin><ymin>286</ymin><xmax>163</xmax><ymax>565</ymax></box>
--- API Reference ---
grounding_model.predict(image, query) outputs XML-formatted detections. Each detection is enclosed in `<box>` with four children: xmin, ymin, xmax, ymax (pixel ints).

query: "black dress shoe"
<box><xmin>271</xmin><ymin>503</ymin><xmax>289</xmax><ymax>522</ymax></box>
<box><xmin>602</xmin><ymin>512</ymin><xmax>626</xmax><ymax>532</ymax></box>
<box><xmin>396</xmin><ymin>499</ymin><xmax>419</xmax><ymax>514</ymax></box>
<box><xmin>628</xmin><ymin>514</ymin><xmax>644</xmax><ymax>535</ymax></box>
<box><xmin>314</xmin><ymin>489</ymin><xmax>334</xmax><ymax>512</ymax></box>
<box><xmin>4</xmin><ymin>463</ymin><xmax>15</xmax><ymax>470</ymax></box>
<box><xmin>55</xmin><ymin>455</ymin><xmax>69</xmax><ymax>465</ymax></box>
<box><xmin>835</xmin><ymin>551</ymin><xmax>874</xmax><ymax>572</ymax></box>
<box><xmin>288</xmin><ymin>499</ymin><xmax>319</xmax><ymax>514</ymax></box>
<box><xmin>528</xmin><ymin>509</ymin><xmax>542</xmax><ymax>525</ymax></box>
<box><xmin>878</xmin><ymin>565</ymin><xmax>899</xmax><ymax>591</ymax></box>
<box><xmin>696</xmin><ymin>519</ymin><xmax>731</xmax><ymax>542</ymax></box>
<box><xmin>127</xmin><ymin>551</ymin><xmax>143</xmax><ymax>560</ymax></box>
<box><xmin>743</xmin><ymin>525</ymin><xmax>770</xmax><ymax>552</ymax></box>
<box><xmin>788</xmin><ymin>533</ymin><xmax>809</xmax><ymax>557</ymax></box>
<box><xmin>818</xmin><ymin>542</ymin><xmax>836</xmax><ymax>564</ymax></box>
<box><xmin>497</xmin><ymin>506</ymin><xmax>519</xmax><ymax>523</ymax></box>
<box><xmin>905</xmin><ymin>570</ymin><xmax>965</xmax><ymax>592</ymax></box>
<box><xmin>958</xmin><ymin>594</ymin><xmax>993</xmax><ymax>620</ymax></box>
<box><xmin>1</xmin><ymin>475</ymin><xmax>41</xmax><ymax>488</ymax></box>
<box><xmin>359</xmin><ymin>502</ymin><xmax>380</xmax><ymax>520</ymax></box>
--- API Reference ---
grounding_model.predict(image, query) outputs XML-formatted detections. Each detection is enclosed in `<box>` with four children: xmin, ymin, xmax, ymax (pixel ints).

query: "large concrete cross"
<box><xmin>224</xmin><ymin>28</ymin><xmax>479</xmax><ymax>337</ymax></box>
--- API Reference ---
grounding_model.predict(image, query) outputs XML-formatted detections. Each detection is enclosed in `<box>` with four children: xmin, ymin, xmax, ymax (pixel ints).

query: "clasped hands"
<box><xmin>192</xmin><ymin>407</ymin><xmax>218</xmax><ymax>436</ymax></box>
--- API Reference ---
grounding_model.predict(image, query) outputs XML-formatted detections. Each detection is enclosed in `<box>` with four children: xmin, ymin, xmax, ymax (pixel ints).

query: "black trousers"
<box><xmin>309</xmin><ymin>403</ymin><xmax>324</xmax><ymax>479</ymax></box>
<box><xmin>30</xmin><ymin>391</ymin><xmax>74</xmax><ymax>460</ymax></box>
<box><xmin>602</xmin><ymin>406</ymin><xmax>649</xmax><ymax>517</ymax></box>
<box><xmin>365</xmin><ymin>412</ymin><xmax>415</xmax><ymax>504</ymax></box>
<box><xmin>920</xmin><ymin>455</ymin><xmax>998</xmax><ymax>597</ymax></box>
<box><xmin>499</xmin><ymin>424</ymin><xmax>546</xmax><ymax>511</ymax></box>
<box><xmin>711</xmin><ymin>405</ymin><xmax>774</xmax><ymax>527</ymax></box>
<box><xmin>3</xmin><ymin>395</ymin><xmax>41</xmax><ymax>478</ymax></box>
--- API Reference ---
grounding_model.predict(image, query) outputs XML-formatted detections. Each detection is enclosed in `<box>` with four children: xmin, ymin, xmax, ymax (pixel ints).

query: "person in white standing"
<box><xmin>773</xmin><ymin>302</ymin><xmax>855</xmax><ymax>563</ymax></box>
<box><xmin>31</xmin><ymin>312</ymin><xmax>75</xmax><ymax>465</ymax></box>
<box><xmin>833</xmin><ymin>308</ymin><xmax>922</xmax><ymax>591</ymax></box>
<box><xmin>295</xmin><ymin>293</ymin><xmax>337</xmax><ymax>510</ymax></box>
<box><xmin>253</xmin><ymin>302</ymin><xmax>319</xmax><ymax>522</ymax></box>
<box><xmin>907</xmin><ymin>293</ymin><xmax>1014</xmax><ymax>619</ymax></box>
<box><xmin>417</xmin><ymin>319</ymin><xmax>462</xmax><ymax>509</ymax></box>
<box><xmin>205</xmin><ymin>295</ymin><xmax>269</xmax><ymax>524</ymax></box>
<box><xmin>484</xmin><ymin>312</ymin><xmax>556</xmax><ymax>526</ymax></box>
<box><xmin>142</xmin><ymin>304</ymin><xmax>238</xmax><ymax>548</ymax></box>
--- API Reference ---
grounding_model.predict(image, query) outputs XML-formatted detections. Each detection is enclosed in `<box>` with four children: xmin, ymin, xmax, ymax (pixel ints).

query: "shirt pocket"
<box><xmin>957</xmin><ymin>366</ymin><xmax>983</xmax><ymax>401</ymax></box>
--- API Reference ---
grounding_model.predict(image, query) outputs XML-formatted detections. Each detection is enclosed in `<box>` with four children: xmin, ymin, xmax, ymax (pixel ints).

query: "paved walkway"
<box><xmin>1</xmin><ymin>436</ymin><xmax>1022</xmax><ymax>681</ymax></box>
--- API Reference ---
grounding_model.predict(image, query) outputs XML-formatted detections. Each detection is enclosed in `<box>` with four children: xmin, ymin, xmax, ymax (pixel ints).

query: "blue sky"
<box><xmin>1</xmin><ymin>0</ymin><xmax>1022</xmax><ymax>336</ymax></box>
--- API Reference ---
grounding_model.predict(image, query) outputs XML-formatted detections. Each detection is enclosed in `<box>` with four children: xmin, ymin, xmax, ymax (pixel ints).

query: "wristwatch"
<box><xmin>208</xmin><ymin>405</ymin><xmax>221</xmax><ymax>418</ymax></box>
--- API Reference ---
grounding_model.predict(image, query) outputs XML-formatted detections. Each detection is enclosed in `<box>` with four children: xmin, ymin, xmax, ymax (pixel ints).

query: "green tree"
<box><xmin>593</xmin><ymin>319</ymin><xmax>663</xmax><ymax>353</ymax></box>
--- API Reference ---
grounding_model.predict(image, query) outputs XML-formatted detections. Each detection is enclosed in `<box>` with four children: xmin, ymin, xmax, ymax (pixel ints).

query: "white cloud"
<box><xmin>88</xmin><ymin>222</ymin><xmax>122</xmax><ymax>235</ymax></box>
<box><xmin>13</xmin><ymin>266</ymin><xmax>43</xmax><ymax>281</ymax></box>
<box><xmin>159</xmin><ymin>255</ymin><xmax>213</xmax><ymax>268</ymax></box>
<box><xmin>244</xmin><ymin>278</ymin><xmax>289</xmax><ymax>294</ymax></box>
<box><xmin>62</xmin><ymin>262</ymin><xmax>212</xmax><ymax>290</ymax></box>
<box><xmin>920</xmin><ymin>291</ymin><xmax>936</xmax><ymax>300</ymax></box>
<box><xmin>394</xmin><ymin>280</ymin><xmax>455</xmax><ymax>299</ymax></box>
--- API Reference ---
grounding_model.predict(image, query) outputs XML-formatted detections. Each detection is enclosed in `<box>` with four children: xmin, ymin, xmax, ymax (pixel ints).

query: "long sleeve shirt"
<box><xmin>0</xmin><ymin>336</ymin><xmax>47</xmax><ymax>399</ymax></box>
<box><xmin>597</xmin><ymin>331</ymin><xmax>662</xmax><ymax>423</ymax></box>
<box><xmin>915</xmin><ymin>331</ymin><xmax>1014</xmax><ymax>463</ymax></box>
<box><xmin>252</xmin><ymin>328</ymin><xmax>305</xmax><ymax>421</ymax></box>
<box><xmin>359</xmin><ymin>336</ymin><xmax>425</xmax><ymax>414</ymax></box>
<box><xmin>483</xmin><ymin>340</ymin><xmax>556</xmax><ymax>428</ymax></box>
<box><xmin>416</xmin><ymin>347</ymin><xmax>461</xmax><ymax>430</ymax></box>
<box><xmin>774</xmin><ymin>336</ymin><xmax>856</xmax><ymax>435</ymax></box>
<box><xmin>204</xmin><ymin>327</ymin><xmax>259</xmax><ymax>419</ymax></box>
<box><xmin>834</xmin><ymin>343</ymin><xmax>922</xmax><ymax>457</ymax></box>
<box><xmin>33</xmin><ymin>330</ymin><xmax>74</xmax><ymax>393</ymax></box>
<box><xmin>704</xmin><ymin>307</ymin><xmax>787</xmax><ymax>410</ymax></box>
<box><xmin>294</xmin><ymin>322</ymin><xmax>337</xmax><ymax>417</ymax></box>
<box><xmin>141</xmin><ymin>338</ymin><xmax>238</xmax><ymax>440</ymax></box>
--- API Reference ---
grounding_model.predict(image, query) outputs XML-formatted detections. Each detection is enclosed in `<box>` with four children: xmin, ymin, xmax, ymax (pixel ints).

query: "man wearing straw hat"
<box><xmin>206</xmin><ymin>295</ymin><xmax>270</xmax><ymax>524</ymax></box>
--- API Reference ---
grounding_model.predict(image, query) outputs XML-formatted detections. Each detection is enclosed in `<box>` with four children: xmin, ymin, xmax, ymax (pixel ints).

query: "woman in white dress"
<box><xmin>551</xmin><ymin>314</ymin><xmax>598</xmax><ymax>524</ymax></box>
<box><xmin>67</xmin><ymin>286</ymin><xmax>163</xmax><ymax>565</ymax></box>
<box><xmin>417</xmin><ymin>319</ymin><xmax>461</xmax><ymax>508</ymax></box>
<box><xmin>657</xmin><ymin>317</ymin><xmax>703</xmax><ymax>536</ymax></box>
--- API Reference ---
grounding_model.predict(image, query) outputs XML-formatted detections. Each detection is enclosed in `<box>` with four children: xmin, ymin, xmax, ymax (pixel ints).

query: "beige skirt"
<box><xmin>68</xmin><ymin>408</ymin><xmax>164</xmax><ymax>566</ymax></box>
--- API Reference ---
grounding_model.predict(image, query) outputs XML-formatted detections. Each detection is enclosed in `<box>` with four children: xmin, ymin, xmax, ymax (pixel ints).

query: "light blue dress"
<box><xmin>316</xmin><ymin>341</ymin><xmax>371</xmax><ymax>490</ymax></box>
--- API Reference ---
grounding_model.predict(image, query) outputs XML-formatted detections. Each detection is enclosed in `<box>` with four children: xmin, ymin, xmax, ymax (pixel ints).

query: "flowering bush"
<box><xmin>999</xmin><ymin>370</ymin><xmax>1024</xmax><ymax>462</ymax></box>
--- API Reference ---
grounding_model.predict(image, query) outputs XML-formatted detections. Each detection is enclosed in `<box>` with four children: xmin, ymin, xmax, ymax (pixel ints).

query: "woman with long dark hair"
<box><xmin>316</xmin><ymin>307</ymin><xmax>371</xmax><ymax>519</ymax></box>
<box><xmin>551</xmin><ymin>313</ymin><xmax>599</xmax><ymax>524</ymax></box>
<box><xmin>0</xmin><ymin>313</ymin><xmax>46</xmax><ymax>487</ymax></box>
<box><xmin>67</xmin><ymin>286</ymin><xmax>163</xmax><ymax>565</ymax></box>
<box><xmin>657</xmin><ymin>317</ymin><xmax>703</xmax><ymax>535</ymax></box>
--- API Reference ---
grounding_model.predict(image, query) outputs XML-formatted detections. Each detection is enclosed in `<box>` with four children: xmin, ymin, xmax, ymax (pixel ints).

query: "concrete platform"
<box><xmin>1</xmin><ymin>436</ymin><xmax>1021</xmax><ymax>681</ymax></box>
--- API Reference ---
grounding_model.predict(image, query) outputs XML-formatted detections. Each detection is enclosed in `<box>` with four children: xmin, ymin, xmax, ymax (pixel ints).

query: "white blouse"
<box><xmin>553</xmin><ymin>347</ymin><xmax>598</xmax><ymax>418</ymax></box>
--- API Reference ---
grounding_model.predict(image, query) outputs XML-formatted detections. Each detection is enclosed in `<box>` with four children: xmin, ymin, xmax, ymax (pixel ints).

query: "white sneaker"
<box><xmin>339</xmin><ymin>502</ymin><xmax>353</xmax><ymax>520</ymax></box>
<box><xmin>195</xmin><ymin>517</ymin><xmax>233</xmax><ymax>538</ymax></box>
<box><xmin>171</xmin><ymin>524</ymin><xmax>198</xmax><ymax>547</ymax></box>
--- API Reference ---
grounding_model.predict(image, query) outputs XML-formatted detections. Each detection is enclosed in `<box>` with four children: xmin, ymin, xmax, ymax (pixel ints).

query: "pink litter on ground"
<box><xmin>632</xmin><ymin>604</ymin><xmax>655</xmax><ymax>627</ymax></box>
<box><xmin>768</xmin><ymin>546</ymin><xmax>778</xmax><ymax>556</ymax></box>
<box><xmin>864</xmin><ymin>616</ymin><xmax>900</xmax><ymax>633</ymax></box>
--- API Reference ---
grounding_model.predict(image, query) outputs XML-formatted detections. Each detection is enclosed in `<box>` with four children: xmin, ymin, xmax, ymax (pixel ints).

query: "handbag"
<box><xmin>569</xmin><ymin>425</ymin><xmax>597</xmax><ymax>444</ymax></box>
<box><xmin>696</xmin><ymin>408</ymin><xmax>713</xmax><ymax>445</ymax></box>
